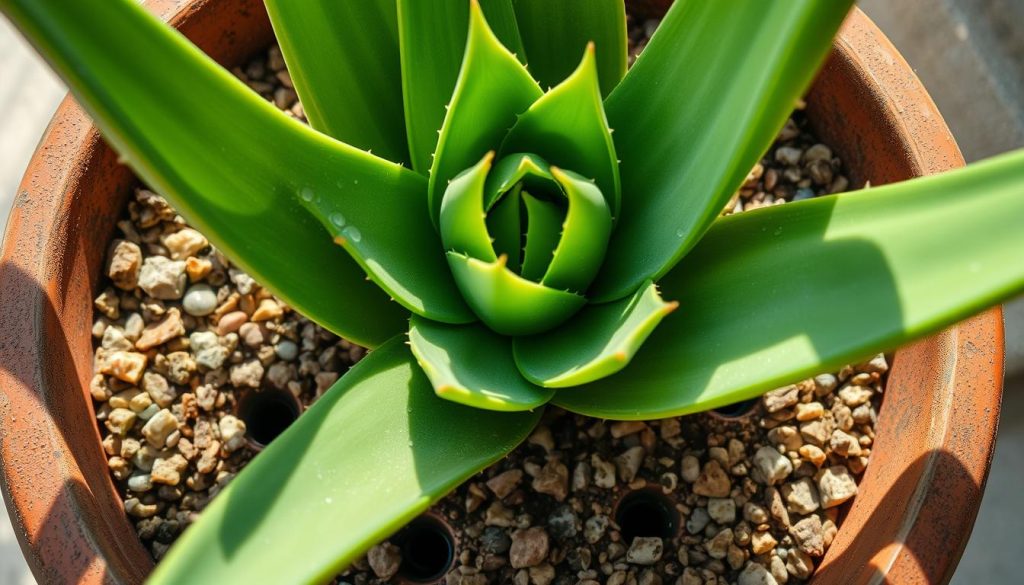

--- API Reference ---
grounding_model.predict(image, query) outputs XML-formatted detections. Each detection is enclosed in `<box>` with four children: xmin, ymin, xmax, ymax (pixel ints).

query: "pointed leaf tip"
<box><xmin>427</xmin><ymin>0</ymin><xmax>542</xmax><ymax>226</ymax></box>
<box><xmin>512</xmin><ymin>0</ymin><xmax>626</xmax><ymax>96</ymax></box>
<box><xmin>514</xmin><ymin>281</ymin><xmax>674</xmax><ymax>388</ymax></box>
<box><xmin>500</xmin><ymin>44</ymin><xmax>620</xmax><ymax>217</ymax></box>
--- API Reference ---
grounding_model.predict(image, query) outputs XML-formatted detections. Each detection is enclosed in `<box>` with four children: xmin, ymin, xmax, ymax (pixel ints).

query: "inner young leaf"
<box><xmin>519</xmin><ymin>192</ymin><xmax>567</xmax><ymax>281</ymax></box>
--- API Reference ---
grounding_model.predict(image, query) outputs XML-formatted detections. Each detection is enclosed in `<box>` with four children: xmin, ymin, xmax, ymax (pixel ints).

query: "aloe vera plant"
<box><xmin>3</xmin><ymin>0</ymin><xmax>1024</xmax><ymax>582</ymax></box>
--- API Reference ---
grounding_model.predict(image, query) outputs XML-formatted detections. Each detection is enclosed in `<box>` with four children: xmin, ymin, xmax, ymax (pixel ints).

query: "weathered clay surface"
<box><xmin>0</xmin><ymin>2</ymin><xmax>1001</xmax><ymax>584</ymax></box>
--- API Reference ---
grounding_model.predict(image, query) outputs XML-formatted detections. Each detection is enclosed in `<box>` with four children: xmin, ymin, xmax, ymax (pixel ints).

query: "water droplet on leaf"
<box><xmin>329</xmin><ymin>212</ymin><xmax>346</xmax><ymax>227</ymax></box>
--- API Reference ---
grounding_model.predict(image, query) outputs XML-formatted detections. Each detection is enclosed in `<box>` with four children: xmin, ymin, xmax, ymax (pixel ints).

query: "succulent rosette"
<box><xmin>288</xmin><ymin>4</ymin><xmax>688</xmax><ymax>413</ymax></box>
<box><xmin>392</xmin><ymin>7</ymin><xmax>676</xmax><ymax>409</ymax></box>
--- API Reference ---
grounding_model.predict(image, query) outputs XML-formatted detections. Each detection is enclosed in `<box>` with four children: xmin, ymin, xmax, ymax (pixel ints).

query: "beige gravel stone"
<box><xmin>367</xmin><ymin>542</ymin><xmax>401</xmax><ymax>580</ymax></box>
<box><xmin>219</xmin><ymin>415</ymin><xmax>247</xmax><ymax>453</ymax></box>
<box><xmin>487</xmin><ymin>469</ymin><xmax>523</xmax><ymax>499</ymax></box>
<box><xmin>795</xmin><ymin>402</ymin><xmax>824</xmax><ymax>421</ymax></box>
<box><xmin>753</xmin><ymin>446</ymin><xmax>793</xmax><ymax>486</ymax></box>
<box><xmin>790</xmin><ymin>515</ymin><xmax>825</xmax><ymax>557</ymax></box>
<box><xmin>141</xmin><ymin>409</ymin><xmax>178</xmax><ymax>448</ymax></box>
<box><xmin>161</xmin><ymin>228</ymin><xmax>208</xmax><ymax>261</ymax></box>
<box><xmin>693</xmin><ymin>460</ymin><xmax>731</xmax><ymax>497</ymax></box>
<box><xmin>838</xmin><ymin>384</ymin><xmax>873</xmax><ymax>407</ymax></box>
<box><xmin>510</xmin><ymin>527</ymin><xmax>549</xmax><ymax>568</ymax></box>
<box><xmin>781</xmin><ymin>477</ymin><xmax>821</xmax><ymax>514</ymax></box>
<box><xmin>251</xmin><ymin>298</ymin><xmax>283</xmax><ymax>322</ymax></box>
<box><xmin>751</xmin><ymin>530</ymin><xmax>777</xmax><ymax>555</ymax></box>
<box><xmin>138</xmin><ymin>256</ymin><xmax>187</xmax><ymax>300</ymax></box>
<box><xmin>108</xmin><ymin>240</ymin><xmax>143</xmax><ymax>290</ymax></box>
<box><xmin>106</xmin><ymin>408</ymin><xmax>137</xmax><ymax>436</ymax></box>
<box><xmin>135</xmin><ymin>308</ymin><xmax>185</xmax><ymax>351</ymax></box>
<box><xmin>625</xmin><ymin>537</ymin><xmax>663</xmax><ymax>565</ymax></box>
<box><xmin>817</xmin><ymin>466</ymin><xmax>858</xmax><ymax>508</ymax></box>
<box><xmin>151</xmin><ymin>454</ymin><xmax>188</xmax><ymax>486</ymax></box>
<box><xmin>531</xmin><ymin>460</ymin><xmax>568</xmax><ymax>502</ymax></box>
<box><xmin>100</xmin><ymin>351</ymin><xmax>148</xmax><ymax>384</ymax></box>
<box><xmin>762</xmin><ymin>385</ymin><xmax>799</xmax><ymax>413</ymax></box>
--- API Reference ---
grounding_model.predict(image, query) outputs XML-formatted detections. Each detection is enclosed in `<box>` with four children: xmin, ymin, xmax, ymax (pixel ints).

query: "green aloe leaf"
<box><xmin>0</xmin><ymin>0</ymin><xmax>417</xmax><ymax>346</ymax></box>
<box><xmin>515</xmin><ymin>280</ymin><xmax>676</xmax><ymax>388</ymax></box>
<box><xmin>398</xmin><ymin>0</ymin><xmax>525</xmax><ymax>174</ymax></box>
<box><xmin>427</xmin><ymin>1</ymin><xmax>542</xmax><ymax>226</ymax></box>
<box><xmin>151</xmin><ymin>337</ymin><xmax>541</xmax><ymax>584</ymax></box>
<box><xmin>591</xmin><ymin>0</ymin><xmax>854</xmax><ymax>301</ymax></box>
<box><xmin>556</xmin><ymin>150</ymin><xmax>1024</xmax><ymax>419</ymax></box>
<box><xmin>501</xmin><ymin>44</ymin><xmax>620</xmax><ymax>216</ymax></box>
<box><xmin>300</xmin><ymin>173</ymin><xmax>475</xmax><ymax>325</ymax></box>
<box><xmin>409</xmin><ymin>316</ymin><xmax>554</xmax><ymax>411</ymax></box>
<box><xmin>484</xmin><ymin>152</ymin><xmax>553</xmax><ymax>207</ymax></box>
<box><xmin>487</xmin><ymin>188</ymin><xmax>524</xmax><ymax>271</ymax></box>
<box><xmin>264</xmin><ymin>0</ymin><xmax>409</xmax><ymax>164</ymax></box>
<box><xmin>447</xmin><ymin>252</ymin><xmax>586</xmax><ymax>336</ymax></box>
<box><xmin>440</xmin><ymin>152</ymin><xmax>499</xmax><ymax>262</ymax></box>
<box><xmin>541</xmin><ymin>168</ymin><xmax>613</xmax><ymax>292</ymax></box>
<box><xmin>519</xmin><ymin>192</ymin><xmax>567</xmax><ymax>281</ymax></box>
<box><xmin>512</xmin><ymin>0</ymin><xmax>627</xmax><ymax>97</ymax></box>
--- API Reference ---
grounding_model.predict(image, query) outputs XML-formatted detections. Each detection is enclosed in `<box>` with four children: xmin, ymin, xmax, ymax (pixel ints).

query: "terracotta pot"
<box><xmin>0</xmin><ymin>1</ymin><xmax>1002</xmax><ymax>583</ymax></box>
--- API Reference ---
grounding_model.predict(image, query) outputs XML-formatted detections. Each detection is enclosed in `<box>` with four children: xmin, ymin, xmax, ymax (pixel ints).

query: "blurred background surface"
<box><xmin>1</xmin><ymin>2</ymin><xmax>1022</xmax><ymax>583</ymax></box>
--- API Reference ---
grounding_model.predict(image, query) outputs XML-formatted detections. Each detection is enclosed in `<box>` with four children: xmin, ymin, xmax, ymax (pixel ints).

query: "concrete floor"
<box><xmin>1</xmin><ymin>5</ymin><xmax>1023</xmax><ymax>584</ymax></box>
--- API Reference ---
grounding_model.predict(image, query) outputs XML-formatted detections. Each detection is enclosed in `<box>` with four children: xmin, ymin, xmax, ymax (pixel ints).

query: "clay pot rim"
<box><xmin>0</xmin><ymin>2</ymin><xmax>1003</xmax><ymax>584</ymax></box>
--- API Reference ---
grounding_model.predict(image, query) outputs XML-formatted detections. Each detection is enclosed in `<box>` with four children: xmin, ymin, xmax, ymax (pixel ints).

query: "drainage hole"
<box><xmin>712</xmin><ymin>397</ymin><xmax>759</xmax><ymax>419</ymax></box>
<box><xmin>395</xmin><ymin>516</ymin><xmax>455</xmax><ymax>582</ymax></box>
<box><xmin>236</xmin><ymin>389</ymin><xmax>301</xmax><ymax>447</ymax></box>
<box><xmin>615</xmin><ymin>489</ymin><xmax>679</xmax><ymax>541</ymax></box>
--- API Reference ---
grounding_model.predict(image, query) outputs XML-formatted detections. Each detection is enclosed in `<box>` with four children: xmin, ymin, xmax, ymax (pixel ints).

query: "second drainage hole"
<box><xmin>615</xmin><ymin>489</ymin><xmax>679</xmax><ymax>541</ymax></box>
<box><xmin>394</xmin><ymin>516</ymin><xmax>455</xmax><ymax>583</ymax></box>
<box><xmin>236</xmin><ymin>389</ymin><xmax>301</xmax><ymax>447</ymax></box>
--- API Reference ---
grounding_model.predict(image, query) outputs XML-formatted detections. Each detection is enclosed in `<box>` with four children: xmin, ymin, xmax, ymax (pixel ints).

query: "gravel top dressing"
<box><xmin>89</xmin><ymin>11</ymin><xmax>877</xmax><ymax>585</ymax></box>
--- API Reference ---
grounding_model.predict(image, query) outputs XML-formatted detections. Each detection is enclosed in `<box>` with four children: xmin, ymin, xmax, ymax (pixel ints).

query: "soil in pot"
<box><xmin>88</xmin><ymin>11</ymin><xmax>882</xmax><ymax>585</ymax></box>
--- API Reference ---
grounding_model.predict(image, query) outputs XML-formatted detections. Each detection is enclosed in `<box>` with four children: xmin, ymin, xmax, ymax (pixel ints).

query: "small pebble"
<box><xmin>487</xmin><ymin>469</ymin><xmax>523</xmax><ymax>499</ymax></box>
<box><xmin>739</xmin><ymin>562</ymin><xmax>778</xmax><ymax>585</ymax></box>
<box><xmin>693</xmin><ymin>461</ymin><xmax>731</xmax><ymax>497</ymax></box>
<box><xmin>275</xmin><ymin>340</ymin><xmax>299</xmax><ymax>361</ymax></box>
<box><xmin>625</xmin><ymin>537</ymin><xmax>663</xmax><ymax>565</ymax></box>
<box><xmin>219</xmin><ymin>415</ymin><xmax>248</xmax><ymax>453</ymax></box>
<box><xmin>753</xmin><ymin>448</ymin><xmax>790</xmax><ymax>485</ymax></box>
<box><xmin>138</xmin><ymin>256</ymin><xmax>187</xmax><ymax>300</ymax></box>
<box><xmin>708</xmin><ymin>498</ymin><xmax>737</xmax><ymax>524</ymax></box>
<box><xmin>141</xmin><ymin>409</ymin><xmax>178</xmax><ymax>448</ymax></box>
<box><xmin>480</xmin><ymin>526</ymin><xmax>512</xmax><ymax>554</ymax></box>
<box><xmin>817</xmin><ymin>466</ymin><xmax>858</xmax><ymax>508</ymax></box>
<box><xmin>366</xmin><ymin>542</ymin><xmax>401</xmax><ymax>580</ymax></box>
<box><xmin>182</xmin><ymin>284</ymin><xmax>217</xmax><ymax>316</ymax></box>
<box><xmin>108</xmin><ymin>240</ymin><xmax>143</xmax><ymax>290</ymax></box>
<box><xmin>510</xmin><ymin>527</ymin><xmax>549</xmax><ymax>569</ymax></box>
<box><xmin>216</xmin><ymin>311</ymin><xmax>248</xmax><ymax>335</ymax></box>
<box><xmin>161</xmin><ymin>228</ymin><xmax>208</xmax><ymax>261</ymax></box>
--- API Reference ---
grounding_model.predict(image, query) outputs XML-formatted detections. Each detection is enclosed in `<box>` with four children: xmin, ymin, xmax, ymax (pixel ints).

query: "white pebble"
<box><xmin>182</xmin><ymin>284</ymin><xmax>217</xmax><ymax>316</ymax></box>
<box><xmin>275</xmin><ymin>340</ymin><xmax>299</xmax><ymax>361</ymax></box>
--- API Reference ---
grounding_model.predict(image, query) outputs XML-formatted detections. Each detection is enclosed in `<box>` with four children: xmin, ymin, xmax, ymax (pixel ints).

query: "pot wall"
<box><xmin>0</xmin><ymin>1</ymin><xmax>1002</xmax><ymax>584</ymax></box>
